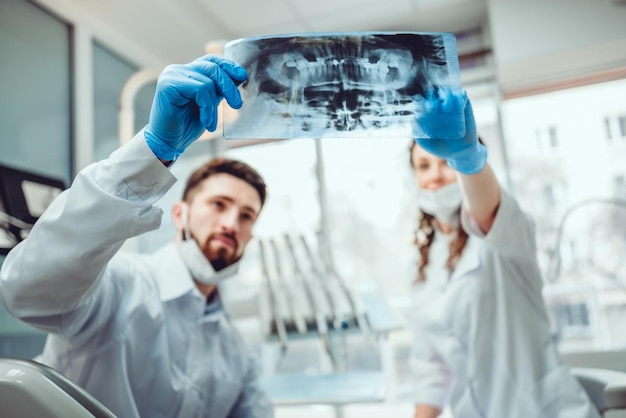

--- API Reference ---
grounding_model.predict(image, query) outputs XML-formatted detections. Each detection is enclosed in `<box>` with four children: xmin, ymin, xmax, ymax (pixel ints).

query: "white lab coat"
<box><xmin>410</xmin><ymin>191</ymin><xmax>600</xmax><ymax>418</ymax></box>
<box><xmin>0</xmin><ymin>133</ymin><xmax>273</xmax><ymax>418</ymax></box>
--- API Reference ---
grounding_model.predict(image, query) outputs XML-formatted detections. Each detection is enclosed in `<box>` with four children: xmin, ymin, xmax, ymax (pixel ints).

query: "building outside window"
<box><xmin>501</xmin><ymin>78</ymin><xmax>626</xmax><ymax>353</ymax></box>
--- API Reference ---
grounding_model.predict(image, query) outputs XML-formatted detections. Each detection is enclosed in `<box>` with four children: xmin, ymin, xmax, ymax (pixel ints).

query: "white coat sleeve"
<box><xmin>462</xmin><ymin>190</ymin><xmax>537</xmax><ymax>261</ymax></box>
<box><xmin>0</xmin><ymin>132</ymin><xmax>176</xmax><ymax>323</ymax></box>
<box><xmin>461</xmin><ymin>190</ymin><xmax>543</xmax><ymax>293</ymax></box>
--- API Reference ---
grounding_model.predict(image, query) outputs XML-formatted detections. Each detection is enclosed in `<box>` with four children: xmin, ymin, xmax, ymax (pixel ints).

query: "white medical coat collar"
<box><xmin>150</xmin><ymin>242</ymin><xmax>241</xmax><ymax>302</ymax></box>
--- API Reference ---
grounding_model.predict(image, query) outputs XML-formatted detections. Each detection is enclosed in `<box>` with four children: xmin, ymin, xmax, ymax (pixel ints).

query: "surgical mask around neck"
<box><xmin>176</xmin><ymin>204</ymin><xmax>239</xmax><ymax>285</ymax></box>
<box><xmin>417</xmin><ymin>181</ymin><xmax>463</xmax><ymax>225</ymax></box>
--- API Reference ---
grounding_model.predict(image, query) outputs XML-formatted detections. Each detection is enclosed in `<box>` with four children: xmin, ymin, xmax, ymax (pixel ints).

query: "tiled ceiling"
<box><xmin>56</xmin><ymin>0</ymin><xmax>487</xmax><ymax>66</ymax></box>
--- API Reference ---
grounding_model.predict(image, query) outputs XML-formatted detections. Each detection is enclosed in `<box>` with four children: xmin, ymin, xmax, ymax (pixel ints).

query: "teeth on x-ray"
<box><xmin>224</xmin><ymin>32</ymin><xmax>461</xmax><ymax>139</ymax></box>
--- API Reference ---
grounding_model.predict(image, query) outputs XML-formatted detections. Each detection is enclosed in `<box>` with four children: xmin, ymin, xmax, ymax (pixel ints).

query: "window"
<box><xmin>536</xmin><ymin>125</ymin><xmax>559</xmax><ymax>151</ymax></box>
<box><xmin>614</xmin><ymin>174</ymin><xmax>626</xmax><ymax>198</ymax></box>
<box><xmin>0</xmin><ymin>0</ymin><xmax>72</xmax><ymax>359</ymax></box>
<box><xmin>222</xmin><ymin>139</ymin><xmax>321</xmax><ymax>286</ymax></box>
<box><xmin>543</xmin><ymin>182</ymin><xmax>567</xmax><ymax>208</ymax></box>
<box><xmin>604</xmin><ymin>113</ymin><xmax>626</xmax><ymax>142</ymax></box>
<box><xmin>93</xmin><ymin>42</ymin><xmax>145</xmax><ymax>161</ymax></box>
<box><xmin>551</xmin><ymin>302</ymin><xmax>590</xmax><ymax>335</ymax></box>
<box><xmin>225</xmin><ymin>139</ymin><xmax>321</xmax><ymax>242</ymax></box>
<box><xmin>604</xmin><ymin>117</ymin><xmax>613</xmax><ymax>141</ymax></box>
<box><xmin>619</xmin><ymin>115</ymin><xmax>626</xmax><ymax>138</ymax></box>
<box><xmin>501</xmin><ymin>78</ymin><xmax>626</xmax><ymax>353</ymax></box>
<box><xmin>502</xmin><ymin>78</ymin><xmax>626</xmax><ymax>260</ymax></box>
<box><xmin>0</xmin><ymin>0</ymin><xmax>72</xmax><ymax>185</ymax></box>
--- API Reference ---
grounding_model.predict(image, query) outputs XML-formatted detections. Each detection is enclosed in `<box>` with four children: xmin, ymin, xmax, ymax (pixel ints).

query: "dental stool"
<box><xmin>572</xmin><ymin>367</ymin><xmax>626</xmax><ymax>416</ymax></box>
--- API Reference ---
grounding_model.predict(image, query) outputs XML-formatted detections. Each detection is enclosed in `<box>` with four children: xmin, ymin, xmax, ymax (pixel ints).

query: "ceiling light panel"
<box><xmin>298</xmin><ymin>0</ymin><xmax>416</xmax><ymax>32</ymax></box>
<box><xmin>413</xmin><ymin>0</ymin><xmax>479</xmax><ymax>8</ymax></box>
<box><xmin>290</xmin><ymin>0</ymin><xmax>411</xmax><ymax>18</ymax></box>
<box><xmin>194</xmin><ymin>0</ymin><xmax>297</xmax><ymax>35</ymax></box>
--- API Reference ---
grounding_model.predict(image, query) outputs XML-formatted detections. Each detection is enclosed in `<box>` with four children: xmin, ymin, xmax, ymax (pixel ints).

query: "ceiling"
<box><xmin>58</xmin><ymin>0</ymin><xmax>489</xmax><ymax>66</ymax></box>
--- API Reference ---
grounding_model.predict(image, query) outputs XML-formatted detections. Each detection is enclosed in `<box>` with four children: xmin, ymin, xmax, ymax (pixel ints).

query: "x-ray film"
<box><xmin>223</xmin><ymin>32</ymin><xmax>462</xmax><ymax>139</ymax></box>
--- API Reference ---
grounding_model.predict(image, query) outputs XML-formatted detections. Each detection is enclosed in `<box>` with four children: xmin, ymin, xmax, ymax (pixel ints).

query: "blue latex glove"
<box><xmin>144</xmin><ymin>55</ymin><xmax>248</xmax><ymax>161</ymax></box>
<box><xmin>414</xmin><ymin>88</ymin><xmax>487</xmax><ymax>175</ymax></box>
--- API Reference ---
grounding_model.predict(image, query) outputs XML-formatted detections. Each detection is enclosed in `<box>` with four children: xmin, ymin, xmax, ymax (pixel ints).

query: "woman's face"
<box><xmin>410</xmin><ymin>142</ymin><xmax>457</xmax><ymax>190</ymax></box>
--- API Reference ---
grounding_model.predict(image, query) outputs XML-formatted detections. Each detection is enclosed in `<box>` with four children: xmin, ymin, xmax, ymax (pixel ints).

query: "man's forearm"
<box><xmin>0</xmin><ymin>133</ymin><xmax>175</xmax><ymax>319</ymax></box>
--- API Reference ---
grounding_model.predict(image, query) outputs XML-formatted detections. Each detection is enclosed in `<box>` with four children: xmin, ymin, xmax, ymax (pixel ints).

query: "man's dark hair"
<box><xmin>182</xmin><ymin>158</ymin><xmax>267</xmax><ymax>207</ymax></box>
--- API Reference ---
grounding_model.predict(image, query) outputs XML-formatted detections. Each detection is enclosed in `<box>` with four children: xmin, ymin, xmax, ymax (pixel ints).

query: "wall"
<box><xmin>28</xmin><ymin>0</ymin><xmax>160</xmax><ymax>173</ymax></box>
<box><xmin>487</xmin><ymin>0</ymin><xmax>626</xmax><ymax>95</ymax></box>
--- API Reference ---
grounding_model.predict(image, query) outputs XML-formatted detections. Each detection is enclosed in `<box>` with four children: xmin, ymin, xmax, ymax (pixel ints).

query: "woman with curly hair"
<box><xmin>408</xmin><ymin>89</ymin><xmax>598</xmax><ymax>418</ymax></box>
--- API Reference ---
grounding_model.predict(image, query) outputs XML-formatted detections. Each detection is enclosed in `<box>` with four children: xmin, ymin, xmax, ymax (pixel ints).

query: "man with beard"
<box><xmin>0</xmin><ymin>54</ymin><xmax>274</xmax><ymax>418</ymax></box>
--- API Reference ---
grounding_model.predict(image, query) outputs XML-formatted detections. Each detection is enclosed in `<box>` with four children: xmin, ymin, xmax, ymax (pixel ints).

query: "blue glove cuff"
<box><xmin>144</xmin><ymin>130</ymin><xmax>181</xmax><ymax>162</ymax></box>
<box><xmin>447</xmin><ymin>142</ymin><xmax>488</xmax><ymax>175</ymax></box>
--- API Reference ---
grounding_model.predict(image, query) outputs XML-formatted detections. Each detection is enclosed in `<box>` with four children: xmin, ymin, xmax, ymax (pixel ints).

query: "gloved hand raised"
<box><xmin>414</xmin><ymin>88</ymin><xmax>487</xmax><ymax>175</ymax></box>
<box><xmin>144</xmin><ymin>55</ymin><xmax>248</xmax><ymax>162</ymax></box>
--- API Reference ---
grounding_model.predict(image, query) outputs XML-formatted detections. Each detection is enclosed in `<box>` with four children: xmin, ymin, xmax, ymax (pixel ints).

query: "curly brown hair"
<box><xmin>412</xmin><ymin>209</ymin><xmax>468</xmax><ymax>282</ymax></box>
<box><xmin>409</xmin><ymin>141</ymin><xmax>469</xmax><ymax>282</ymax></box>
<box><xmin>182</xmin><ymin>157</ymin><xmax>267</xmax><ymax>207</ymax></box>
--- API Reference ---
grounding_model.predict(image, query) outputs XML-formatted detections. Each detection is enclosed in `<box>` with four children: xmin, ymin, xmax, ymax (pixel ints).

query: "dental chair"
<box><xmin>1</xmin><ymin>357</ymin><xmax>626</xmax><ymax>417</ymax></box>
<box><xmin>571</xmin><ymin>367</ymin><xmax>626</xmax><ymax>416</ymax></box>
<box><xmin>0</xmin><ymin>357</ymin><xmax>116</xmax><ymax>417</ymax></box>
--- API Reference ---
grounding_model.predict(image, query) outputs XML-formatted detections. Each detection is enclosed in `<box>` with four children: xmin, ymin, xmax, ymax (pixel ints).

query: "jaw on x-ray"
<box><xmin>223</xmin><ymin>32</ymin><xmax>463</xmax><ymax>139</ymax></box>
